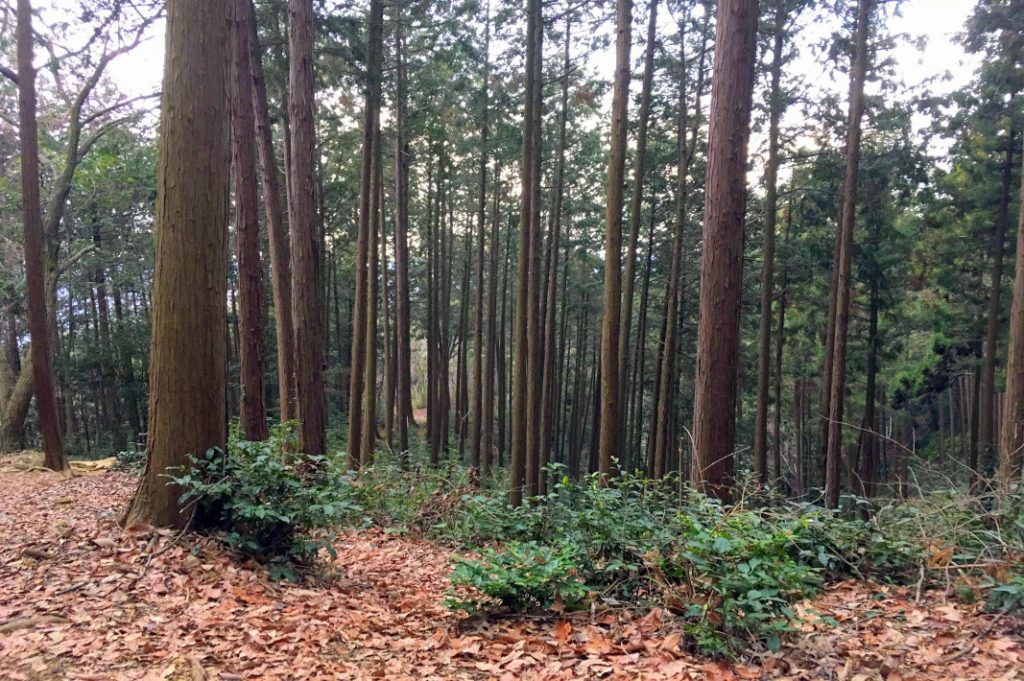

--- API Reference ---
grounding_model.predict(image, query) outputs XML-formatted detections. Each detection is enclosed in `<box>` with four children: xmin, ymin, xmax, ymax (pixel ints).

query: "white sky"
<box><xmin>101</xmin><ymin>0</ymin><xmax>981</xmax><ymax>149</ymax></box>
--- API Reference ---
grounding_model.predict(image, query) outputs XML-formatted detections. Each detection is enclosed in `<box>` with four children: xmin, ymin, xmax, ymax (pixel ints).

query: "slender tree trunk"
<box><xmin>470</xmin><ymin>10</ymin><xmax>491</xmax><ymax>475</ymax></box>
<box><xmin>16</xmin><ymin>0</ymin><xmax>67</xmax><ymax>471</ymax></box>
<box><xmin>246</xmin><ymin>0</ymin><xmax>295</xmax><ymax>424</ymax></box>
<box><xmin>393</xmin><ymin>0</ymin><xmax>414</xmax><ymax>461</ymax></box>
<box><xmin>597</xmin><ymin>0</ymin><xmax>633</xmax><ymax>479</ymax></box>
<box><xmin>981</xmin><ymin>125</ymin><xmax>1016</xmax><ymax>474</ymax></box>
<box><xmin>999</xmin><ymin>150</ymin><xmax>1024</xmax><ymax>485</ymax></box>
<box><xmin>381</xmin><ymin>181</ymin><xmax>395</xmax><ymax>448</ymax></box>
<box><xmin>288</xmin><ymin>0</ymin><xmax>325</xmax><ymax>455</ymax></box>
<box><xmin>538</xmin><ymin>18</ymin><xmax>571</xmax><ymax>492</ymax></box>
<box><xmin>754</xmin><ymin>0</ymin><xmax>787</xmax><ymax>484</ymax></box>
<box><xmin>122</xmin><ymin>0</ymin><xmax>229</xmax><ymax>527</ymax></box>
<box><xmin>349</xmin><ymin>0</ymin><xmax>384</xmax><ymax>469</ymax></box>
<box><xmin>511</xmin><ymin>0</ymin><xmax>542</xmax><ymax>504</ymax></box>
<box><xmin>654</xmin><ymin>9</ymin><xmax>709</xmax><ymax>478</ymax></box>
<box><xmin>772</xmin><ymin>204</ymin><xmax>792</xmax><ymax>486</ymax></box>
<box><xmin>232</xmin><ymin>0</ymin><xmax>268</xmax><ymax>441</ymax></box>
<box><xmin>824</xmin><ymin>0</ymin><xmax>873</xmax><ymax>508</ymax></box>
<box><xmin>360</xmin><ymin>134</ymin><xmax>381</xmax><ymax>463</ymax></box>
<box><xmin>618</xmin><ymin>0</ymin><xmax>658</xmax><ymax>458</ymax></box>
<box><xmin>482</xmin><ymin>179</ymin><xmax>501</xmax><ymax>475</ymax></box>
<box><xmin>856</xmin><ymin>263</ymin><xmax>880</xmax><ymax>500</ymax></box>
<box><xmin>690</xmin><ymin>0</ymin><xmax>758</xmax><ymax>501</ymax></box>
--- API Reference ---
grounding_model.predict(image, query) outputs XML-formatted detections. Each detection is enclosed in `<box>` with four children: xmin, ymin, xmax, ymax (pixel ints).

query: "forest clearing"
<box><xmin>4</xmin><ymin>0</ymin><xmax>1024</xmax><ymax>677</ymax></box>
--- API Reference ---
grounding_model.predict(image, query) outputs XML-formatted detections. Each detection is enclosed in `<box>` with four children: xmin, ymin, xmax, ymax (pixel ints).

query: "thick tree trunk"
<box><xmin>17</xmin><ymin>0</ymin><xmax>67</xmax><ymax>472</ymax></box>
<box><xmin>246</xmin><ymin>0</ymin><xmax>296</xmax><ymax>424</ymax></box>
<box><xmin>690</xmin><ymin>0</ymin><xmax>758</xmax><ymax>501</ymax></box>
<box><xmin>824</xmin><ymin>0</ymin><xmax>873</xmax><ymax>508</ymax></box>
<box><xmin>122</xmin><ymin>0</ymin><xmax>229</xmax><ymax>528</ymax></box>
<box><xmin>288</xmin><ymin>0</ymin><xmax>325</xmax><ymax>456</ymax></box>
<box><xmin>232</xmin><ymin>0</ymin><xmax>268</xmax><ymax>442</ymax></box>
<box><xmin>999</xmin><ymin>150</ymin><xmax>1024</xmax><ymax>485</ymax></box>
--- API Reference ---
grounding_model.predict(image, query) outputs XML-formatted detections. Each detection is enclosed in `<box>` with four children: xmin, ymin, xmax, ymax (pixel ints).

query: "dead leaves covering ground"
<box><xmin>0</xmin><ymin>470</ymin><xmax>1022</xmax><ymax>680</ymax></box>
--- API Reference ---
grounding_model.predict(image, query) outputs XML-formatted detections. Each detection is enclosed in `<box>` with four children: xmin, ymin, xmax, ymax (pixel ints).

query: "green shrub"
<box><xmin>446</xmin><ymin>540</ymin><xmax>589</xmax><ymax>614</ymax></box>
<box><xmin>170</xmin><ymin>430</ymin><xmax>361</xmax><ymax>575</ymax></box>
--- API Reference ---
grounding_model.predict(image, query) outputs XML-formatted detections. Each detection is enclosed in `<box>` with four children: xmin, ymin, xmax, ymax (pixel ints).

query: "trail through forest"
<box><xmin>1</xmin><ymin>466</ymin><xmax>1021</xmax><ymax>680</ymax></box>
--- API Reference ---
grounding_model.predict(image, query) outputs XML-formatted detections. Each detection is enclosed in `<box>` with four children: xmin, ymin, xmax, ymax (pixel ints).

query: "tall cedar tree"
<box><xmin>980</xmin><ymin>124</ymin><xmax>1016</xmax><ymax>472</ymax></box>
<box><xmin>470</xmin><ymin>4</ymin><xmax>491</xmax><ymax>476</ymax></box>
<box><xmin>122</xmin><ymin>0</ymin><xmax>229</xmax><ymax>527</ymax></box>
<box><xmin>510</xmin><ymin>0</ymin><xmax>543</xmax><ymax>504</ymax></box>
<box><xmin>349</xmin><ymin>0</ymin><xmax>385</xmax><ymax>468</ymax></box>
<box><xmin>753</xmin><ymin>0</ymin><xmax>788</xmax><ymax>484</ymax></box>
<box><xmin>690</xmin><ymin>0</ymin><xmax>759</xmax><ymax>500</ymax></box>
<box><xmin>823</xmin><ymin>0</ymin><xmax>873</xmax><ymax>509</ymax></box>
<box><xmin>539</xmin><ymin>17</ymin><xmax>572</xmax><ymax>492</ymax></box>
<box><xmin>618</xmin><ymin>0</ymin><xmax>658</xmax><ymax>458</ymax></box>
<box><xmin>288</xmin><ymin>0</ymin><xmax>326</xmax><ymax>456</ymax></box>
<box><xmin>245</xmin><ymin>0</ymin><xmax>296</xmax><ymax>424</ymax></box>
<box><xmin>393</xmin><ymin>0</ymin><xmax>414</xmax><ymax>463</ymax></box>
<box><xmin>232</xmin><ymin>0</ymin><xmax>268</xmax><ymax>441</ymax></box>
<box><xmin>999</xmin><ymin>150</ymin><xmax>1024</xmax><ymax>485</ymax></box>
<box><xmin>597</xmin><ymin>0</ymin><xmax>633</xmax><ymax>477</ymax></box>
<box><xmin>16</xmin><ymin>0</ymin><xmax>68</xmax><ymax>472</ymax></box>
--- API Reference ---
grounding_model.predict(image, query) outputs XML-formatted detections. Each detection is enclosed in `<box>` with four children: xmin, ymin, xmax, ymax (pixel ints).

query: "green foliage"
<box><xmin>446</xmin><ymin>541</ymin><xmax>589</xmax><ymax>614</ymax></box>
<box><xmin>112</xmin><ymin>449</ymin><xmax>146</xmax><ymax>472</ymax></box>
<box><xmin>985</xmin><ymin>572</ymin><xmax>1024</xmax><ymax>616</ymax></box>
<box><xmin>437</xmin><ymin>469</ymin><xmax>923</xmax><ymax>655</ymax></box>
<box><xmin>170</xmin><ymin>427</ymin><xmax>361</xmax><ymax>570</ymax></box>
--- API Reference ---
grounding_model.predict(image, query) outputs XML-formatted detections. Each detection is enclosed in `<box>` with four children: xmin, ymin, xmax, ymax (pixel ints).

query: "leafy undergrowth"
<box><xmin>1</xmin><ymin>469</ymin><xmax>1023</xmax><ymax>680</ymax></box>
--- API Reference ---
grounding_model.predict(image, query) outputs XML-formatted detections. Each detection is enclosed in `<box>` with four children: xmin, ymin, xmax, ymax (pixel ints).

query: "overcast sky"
<box><xmin>101</xmin><ymin>0</ymin><xmax>981</xmax><ymax>153</ymax></box>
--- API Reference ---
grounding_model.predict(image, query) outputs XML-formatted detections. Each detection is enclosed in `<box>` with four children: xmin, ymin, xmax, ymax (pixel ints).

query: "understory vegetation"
<box><xmin>163</xmin><ymin>432</ymin><xmax>1024</xmax><ymax>655</ymax></box>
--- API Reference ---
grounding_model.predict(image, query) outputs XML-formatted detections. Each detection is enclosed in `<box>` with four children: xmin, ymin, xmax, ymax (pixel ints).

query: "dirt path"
<box><xmin>1</xmin><ymin>469</ymin><xmax>1021</xmax><ymax>680</ymax></box>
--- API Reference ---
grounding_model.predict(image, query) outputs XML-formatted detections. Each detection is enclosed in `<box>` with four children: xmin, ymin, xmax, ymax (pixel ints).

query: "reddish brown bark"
<box><xmin>690</xmin><ymin>0</ymin><xmax>759</xmax><ymax>500</ymax></box>
<box><xmin>16</xmin><ymin>0</ymin><xmax>67</xmax><ymax>472</ymax></box>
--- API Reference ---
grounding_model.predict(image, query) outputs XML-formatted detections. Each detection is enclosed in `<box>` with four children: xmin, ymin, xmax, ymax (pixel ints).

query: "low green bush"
<box><xmin>442</xmin><ymin>469</ymin><xmax>925</xmax><ymax>655</ymax></box>
<box><xmin>170</xmin><ymin>427</ymin><xmax>361</xmax><ymax>578</ymax></box>
<box><xmin>446</xmin><ymin>540</ymin><xmax>588</xmax><ymax>613</ymax></box>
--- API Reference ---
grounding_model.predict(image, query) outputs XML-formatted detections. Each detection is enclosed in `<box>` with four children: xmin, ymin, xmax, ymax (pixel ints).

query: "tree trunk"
<box><xmin>349</xmin><ymin>0</ymin><xmax>384</xmax><ymax>469</ymax></box>
<box><xmin>999</xmin><ymin>149</ymin><xmax>1024</xmax><ymax>486</ymax></box>
<box><xmin>652</xmin><ymin>8</ymin><xmax>710</xmax><ymax>478</ymax></box>
<box><xmin>539</xmin><ymin>17</ymin><xmax>571</xmax><ymax>492</ymax></box>
<box><xmin>690</xmin><ymin>0</ymin><xmax>758</xmax><ymax>501</ymax></box>
<box><xmin>246</xmin><ymin>0</ymin><xmax>296</xmax><ymax>424</ymax></box>
<box><xmin>122</xmin><ymin>0</ymin><xmax>229</xmax><ymax>528</ymax></box>
<box><xmin>232</xmin><ymin>0</ymin><xmax>269</xmax><ymax>442</ymax></box>
<box><xmin>16</xmin><ymin>0</ymin><xmax>67</xmax><ymax>471</ymax></box>
<box><xmin>360</xmin><ymin>133</ymin><xmax>382</xmax><ymax>464</ymax></box>
<box><xmin>824</xmin><ymin>0</ymin><xmax>873</xmax><ymax>509</ymax></box>
<box><xmin>510</xmin><ymin>0</ymin><xmax>542</xmax><ymax>504</ymax></box>
<box><xmin>753</xmin><ymin>0</ymin><xmax>787</xmax><ymax>484</ymax></box>
<box><xmin>393</xmin><ymin>0</ymin><xmax>414</xmax><ymax>462</ymax></box>
<box><xmin>288</xmin><ymin>0</ymin><xmax>325</xmax><ymax>456</ymax></box>
<box><xmin>596</xmin><ymin>0</ymin><xmax>632</xmax><ymax>479</ymax></box>
<box><xmin>981</xmin><ymin>125</ymin><xmax>1015</xmax><ymax>475</ymax></box>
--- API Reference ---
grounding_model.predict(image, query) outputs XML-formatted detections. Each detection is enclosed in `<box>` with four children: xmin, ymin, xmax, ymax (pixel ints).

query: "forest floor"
<box><xmin>1</xmin><ymin>466</ymin><xmax>1023</xmax><ymax>680</ymax></box>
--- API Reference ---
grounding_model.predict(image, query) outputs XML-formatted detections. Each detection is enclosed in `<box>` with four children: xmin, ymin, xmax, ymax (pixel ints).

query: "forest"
<box><xmin>1</xmin><ymin>0</ymin><xmax>1024</xmax><ymax>677</ymax></box>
